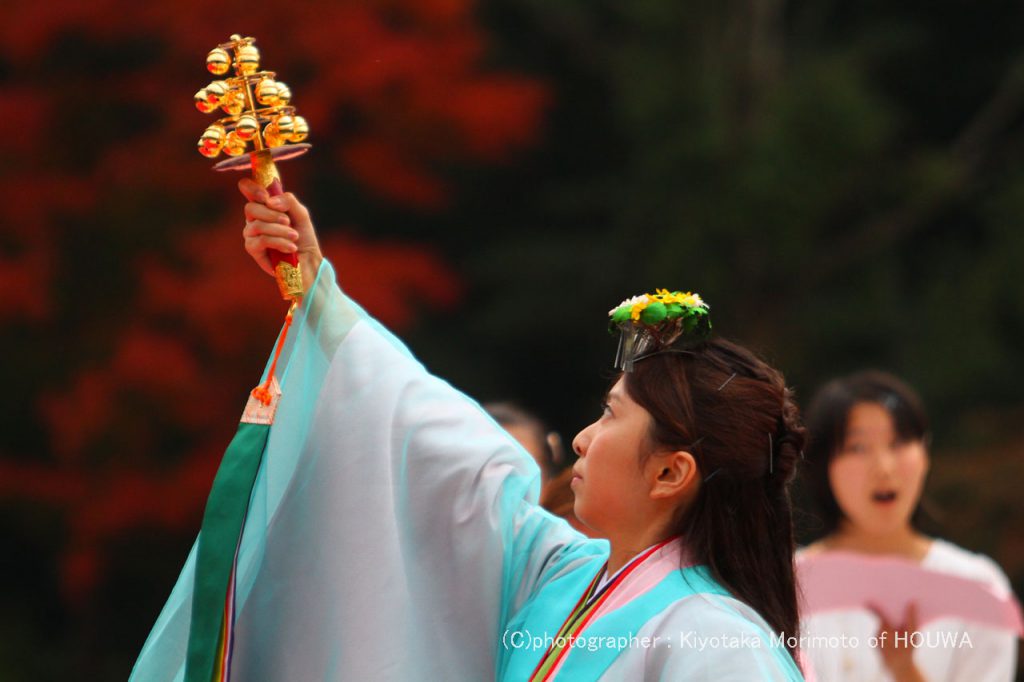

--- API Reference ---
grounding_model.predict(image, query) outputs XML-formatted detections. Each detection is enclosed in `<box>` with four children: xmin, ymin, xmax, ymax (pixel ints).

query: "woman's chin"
<box><xmin>857</xmin><ymin>515</ymin><xmax>913</xmax><ymax>537</ymax></box>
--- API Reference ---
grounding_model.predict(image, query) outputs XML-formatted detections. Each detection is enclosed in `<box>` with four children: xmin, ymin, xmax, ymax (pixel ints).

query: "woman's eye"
<box><xmin>843</xmin><ymin>443</ymin><xmax>867</xmax><ymax>454</ymax></box>
<box><xmin>600</xmin><ymin>403</ymin><xmax>612</xmax><ymax>417</ymax></box>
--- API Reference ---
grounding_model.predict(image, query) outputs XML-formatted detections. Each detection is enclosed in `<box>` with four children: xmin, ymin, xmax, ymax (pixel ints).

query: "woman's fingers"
<box><xmin>244</xmin><ymin>200</ymin><xmax>291</xmax><ymax>226</ymax></box>
<box><xmin>242</xmin><ymin>216</ymin><xmax>297</xmax><ymax>240</ymax></box>
<box><xmin>266</xmin><ymin>193</ymin><xmax>316</xmax><ymax>249</ymax></box>
<box><xmin>238</xmin><ymin>179</ymin><xmax>323</xmax><ymax>289</ymax></box>
<box><xmin>243</xmin><ymin>237</ymin><xmax>274</xmax><ymax>276</ymax></box>
<box><xmin>238</xmin><ymin>177</ymin><xmax>268</xmax><ymax>204</ymax></box>
<box><xmin>866</xmin><ymin>602</ymin><xmax>890</xmax><ymax>630</ymax></box>
<box><xmin>243</xmin><ymin>221</ymin><xmax>299</xmax><ymax>250</ymax></box>
<box><xmin>245</xmin><ymin>233</ymin><xmax>298</xmax><ymax>254</ymax></box>
<box><xmin>246</xmin><ymin>246</ymin><xmax>275</xmax><ymax>277</ymax></box>
<box><xmin>243</xmin><ymin>220</ymin><xmax>299</xmax><ymax>277</ymax></box>
<box><xmin>904</xmin><ymin>602</ymin><xmax>918</xmax><ymax>631</ymax></box>
<box><xmin>265</xmin><ymin>193</ymin><xmax>319</xmax><ymax>258</ymax></box>
<box><xmin>866</xmin><ymin>602</ymin><xmax>899</xmax><ymax>646</ymax></box>
<box><xmin>266</xmin><ymin>192</ymin><xmax>310</xmax><ymax>226</ymax></box>
<box><xmin>237</xmin><ymin>180</ymin><xmax>308</xmax><ymax>230</ymax></box>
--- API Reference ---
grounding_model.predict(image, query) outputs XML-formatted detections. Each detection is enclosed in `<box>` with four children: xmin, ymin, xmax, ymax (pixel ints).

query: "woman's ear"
<box><xmin>648</xmin><ymin>450</ymin><xmax>699</xmax><ymax>501</ymax></box>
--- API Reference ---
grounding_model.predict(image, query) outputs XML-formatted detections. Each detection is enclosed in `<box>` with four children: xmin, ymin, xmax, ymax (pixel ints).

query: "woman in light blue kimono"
<box><xmin>131</xmin><ymin>181</ymin><xmax>806</xmax><ymax>681</ymax></box>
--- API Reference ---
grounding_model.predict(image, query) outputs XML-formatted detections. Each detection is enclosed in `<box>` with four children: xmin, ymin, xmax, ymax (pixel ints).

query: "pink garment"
<box><xmin>798</xmin><ymin>550</ymin><xmax>1024</xmax><ymax>634</ymax></box>
<box><xmin>591</xmin><ymin>539</ymin><xmax>692</xmax><ymax>621</ymax></box>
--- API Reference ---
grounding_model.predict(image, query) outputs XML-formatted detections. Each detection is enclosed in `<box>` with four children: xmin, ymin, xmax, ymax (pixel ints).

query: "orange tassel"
<box><xmin>252</xmin><ymin>301</ymin><xmax>296</xmax><ymax>406</ymax></box>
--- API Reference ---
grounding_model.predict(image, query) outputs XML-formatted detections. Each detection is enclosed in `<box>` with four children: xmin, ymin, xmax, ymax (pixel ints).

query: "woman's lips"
<box><xmin>872</xmin><ymin>490</ymin><xmax>897</xmax><ymax>505</ymax></box>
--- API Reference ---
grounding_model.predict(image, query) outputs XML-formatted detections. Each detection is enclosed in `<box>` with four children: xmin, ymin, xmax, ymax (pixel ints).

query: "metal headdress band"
<box><xmin>608</xmin><ymin>290</ymin><xmax>711</xmax><ymax>372</ymax></box>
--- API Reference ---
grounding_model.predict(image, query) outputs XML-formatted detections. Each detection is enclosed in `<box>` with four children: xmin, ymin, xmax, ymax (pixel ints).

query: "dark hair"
<box><xmin>483</xmin><ymin>402</ymin><xmax>559</xmax><ymax>475</ymax></box>
<box><xmin>802</xmin><ymin>370</ymin><xmax>930</xmax><ymax>536</ymax></box>
<box><xmin>622</xmin><ymin>338</ymin><xmax>804</xmax><ymax>659</ymax></box>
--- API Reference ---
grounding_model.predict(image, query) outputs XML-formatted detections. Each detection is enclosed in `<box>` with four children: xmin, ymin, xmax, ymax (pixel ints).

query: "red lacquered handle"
<box><xmin>252</xmin><ymin>152</ymin><xmax>302</xmax><ymax>300</ymax></box>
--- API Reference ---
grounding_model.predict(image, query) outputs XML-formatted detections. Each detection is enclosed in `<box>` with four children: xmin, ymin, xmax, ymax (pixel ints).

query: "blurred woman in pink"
<box><xmin>798</xmin><ymin>371</ymin><xmax>1018</xmax><ymax>681</ymax></box>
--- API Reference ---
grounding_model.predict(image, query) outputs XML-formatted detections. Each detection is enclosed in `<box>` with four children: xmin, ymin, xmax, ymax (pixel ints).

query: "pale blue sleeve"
<box><xmin>130</xmin><ymin>259</ymin><xmax>604</xmax><ymax>682</ymax></box>
<box><xmin>296</xmin><ymin>262</ymin><xmax>605</xmax><ymax>675</ymax></box>
<box><xmin>610</xmin><ymin>595</ymin><xmax>805</xmax><ymax>681</ymax></box>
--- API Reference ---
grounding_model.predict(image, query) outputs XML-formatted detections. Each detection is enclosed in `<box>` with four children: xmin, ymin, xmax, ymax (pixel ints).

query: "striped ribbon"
<box><xmin>184</xmin><ymin>422</ymin><xmax>270</xmax><ymax>682</ymax></box>
<box><xmin>528</xmin><ymin>538</ymin><xmax>674</xmax><ymax>681</ymax></box>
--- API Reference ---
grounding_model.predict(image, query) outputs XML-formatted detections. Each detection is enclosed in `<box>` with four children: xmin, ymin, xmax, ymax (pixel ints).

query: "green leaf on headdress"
<box><xmin>686</xmin><ymin>313</ymin><xmax>711</xmax><ymax>338</ymax></box>
<box><xmin>665</xmin><ymin>303</ymin><xmax>683</xmax><ymax>318</ymax></box>
<box><xmin>640</xmin><ymin>301</ymin><xmax>667</xmax><ymax>324</ymax></box>
<box><xmin>611</xmin><ymin>306</ymin><xmax>632</xmax><ymax>324</ymax></box>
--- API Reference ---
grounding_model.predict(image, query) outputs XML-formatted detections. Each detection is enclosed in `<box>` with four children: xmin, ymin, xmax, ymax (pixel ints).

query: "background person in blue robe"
<box><xmin>131</xmin><ymin>179</ymin><xmax>806</xmax><ymax>680</ymax></box>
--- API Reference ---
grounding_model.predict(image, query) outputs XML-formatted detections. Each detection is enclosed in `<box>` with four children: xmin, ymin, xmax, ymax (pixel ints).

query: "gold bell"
<box><xmin>263</xmin><ymin>122</ymin><xmax>285</xmax><ymax>148</ymax></box>
<box><xmin>198</xmin><ymin>140</ymin><xmax>219</xmax><ymax>158</ymax></box>
<box><xmin>220</xmin><ymin>89</ymin><xmax>244</xmax><ymax>116</ymax></box>
<box><xmin>224</xmin><ymin>131</ymin><xmax>247</xmax><ymax>156</ymax></box>
<box><xmin>201</xmin><ymin>123</ymin><xmax>226</xmax><ymax>147</ymax></box>
<box><xmin>206</xmin><ymin>47</ymin><xmax>231</xmax><ymax>75</ymax></box>
<box><xmin>290</xmin><ymin>115</ymin><xmax>309</xmax><ymax>142</ymax></box>
<box><xmin>205</xmin><ymin>80</ymin><xmax>228</xmax><ymax>105</ymax></box>
<box><xmin>276</xmin><ymin>82</ymin><xmax>292</xmax><ymax>105</ymax></box>
<box><xmin>194</xmin><ymin>88</ymin><xmax>214</xmax><ymax>113</ymax></box>
<box><xmin>275</xmin><ymin>115</ymin><xmax>295</xmax><ymax>139</ymax></box>
<box><xmin>198</xmin><ymin>124</ymin><xmax>227</xmax><ymax>157</ymax></box>
<box><xmin>255</xmin><ymin>78</ymin><xmax>279</xmax><ymax>106</ymax></box>
<box><xmin>237</xmin><ymin>45</ymin><xmax>260</xmax><ymax>75</ymax></box>
<box><xmin>236</xmin><ymin>114</ymin><xmax>259</xmax><ymax>140</ymax></box>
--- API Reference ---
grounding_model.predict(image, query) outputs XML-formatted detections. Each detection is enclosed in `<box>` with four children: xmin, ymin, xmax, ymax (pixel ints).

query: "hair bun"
<box><xmin>770</xmin><ymin>388</ymin><xmax>806</xmax><ymax>482</ymax></box>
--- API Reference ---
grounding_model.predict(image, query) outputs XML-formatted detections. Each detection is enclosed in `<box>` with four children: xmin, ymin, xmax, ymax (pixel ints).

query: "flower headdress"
<box><xmin>608</xmin><ymin>289</ymin><xmax>711</xmax><ymax>371</ymax></box>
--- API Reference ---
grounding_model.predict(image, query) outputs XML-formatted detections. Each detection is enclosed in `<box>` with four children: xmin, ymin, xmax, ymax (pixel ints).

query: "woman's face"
<box><xmin>570</xmin><ymin>377</ymin><xmax>655</xmax><ymax>536</ymax></box>
<box><xmin>828</xmin><ymin>401</ymin><xmax>929</xmax><ymax>535</ymax></box>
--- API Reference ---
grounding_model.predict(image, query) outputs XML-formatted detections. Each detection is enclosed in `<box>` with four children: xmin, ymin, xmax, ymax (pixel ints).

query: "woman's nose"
<box><xmin>572</xmin><ymin>425</ymin><xmax>592</xmax><ymax>457</ymax></box>
<box><xmin>874</xmin><ymin>448</ymin><xmax>896</xmax><ymax>475</ymax></box>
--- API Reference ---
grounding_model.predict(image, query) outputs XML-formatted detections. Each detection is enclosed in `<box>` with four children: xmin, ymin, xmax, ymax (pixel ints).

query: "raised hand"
<box><xmin>868</xmin><ymin>602</ymin><xmax>926</xmax><ymax>682</ymax></box>
<box><xmin>238</xmin><ymin>177</ymin><xmax>322</xmax><ymax>291</ymax></box>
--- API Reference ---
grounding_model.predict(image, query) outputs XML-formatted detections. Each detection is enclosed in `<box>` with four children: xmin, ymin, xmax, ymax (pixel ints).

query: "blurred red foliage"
<box><xmin>0</xmin><ymin>0</ymin><xmax>544</xmax><ymax>606</ymax></box>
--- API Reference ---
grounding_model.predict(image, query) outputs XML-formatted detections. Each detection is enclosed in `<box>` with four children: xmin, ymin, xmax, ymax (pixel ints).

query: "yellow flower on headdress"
<box><xmin>630</xmin><ymin>297</ymin><xmax>650</xmax><ymax>321</ymax></box>
<box><xmin>608</xmin><ymin>288</ymin><xmax>710</xmax><ymax>328</ymax></box>
<box><xmin>645</xmin><ymin>289</ymin><xmax>707</xmax><ymax>309</ymax></box>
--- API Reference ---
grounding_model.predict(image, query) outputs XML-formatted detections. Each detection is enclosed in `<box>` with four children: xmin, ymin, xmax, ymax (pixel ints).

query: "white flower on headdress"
<box><xmin>608</xmin><ymin>294</ymin><xmax>649</xmax><ymax>316</ymax></box>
